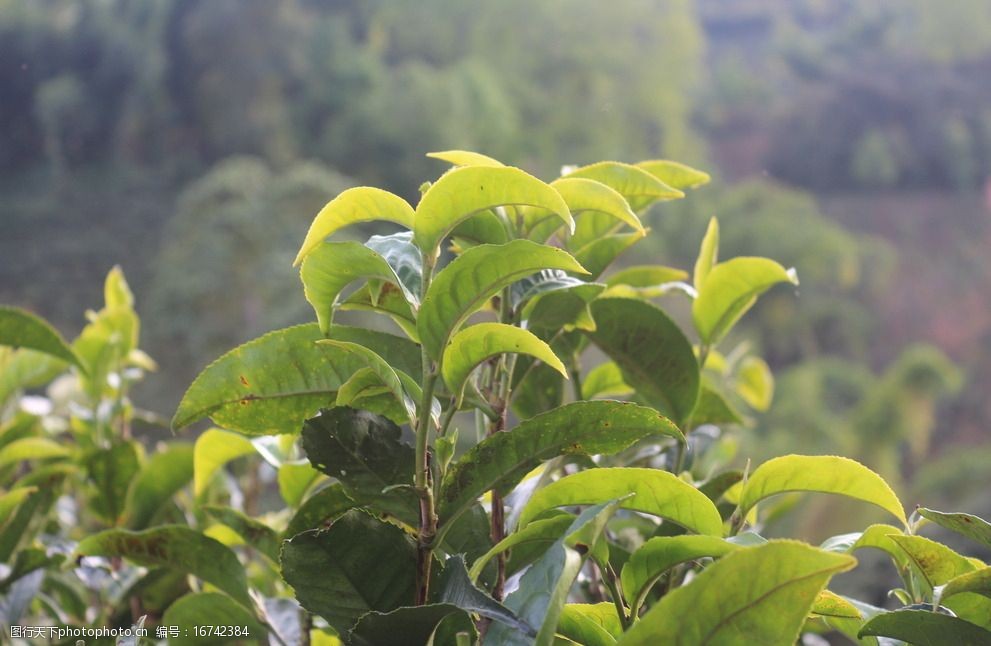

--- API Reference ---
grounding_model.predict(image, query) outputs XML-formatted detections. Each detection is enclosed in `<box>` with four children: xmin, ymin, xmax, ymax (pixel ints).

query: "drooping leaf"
<box><xmin>556</xmin><ymin>603</ymin><xmax>623</xmax><ymax>646</ymax></box>
<box><xmin>76</xmin><ymin>526</ymin><xmax>251</xmax><ymax>607</ymax></box>
<box><xmin>563</xmin><ymin>161</ymin><xmax>683</xmax><ymax>211</ymax></box>
<box><xmin>193</xmin><ymin>429</ymin><xmax>254</xmax><ymax>497</ymax></box>
<box><xmin>442</xmin><ymin>323</ymin><xmax>567</xmax><ymax>404</ymax></box>
<box><xmin>300</xmin><ymin>407</ymin><xmax>416</xmax><ymax>524</ymax></box>
<box><xmin>439</xmin><ymin>402</ymin><xmax>684</xmax><ymax>528</ymax></box>
<box><xmin>858</xmin><ymin>609</ymin><xmax>991</xmax><ymax>645</ymax></box>
<box><xmin>172</xmin><ymin>324</ymin><xmax>419</xmax><ymax>435</ymax></box>
<box><xmin>621</xmin><ymin>535</ymin><xmax>741</xmax><ymax>616</ymax></box>
<box><xmin>418</xmin><ymin>241</ymin><xmax>587</xmax><ymax>359</ymax></box>
<box><xmin>518</xmin><ymin>467</ymin><xmax>722</xmax><ymax>537</ymax></box>
<box><xmin>203</xmin><ymin>506</ymin><xmax>280</xmax><ymax>562</ymax></box>
<box><xmin>281</xmin><ymin>510</ymin><xmax>417</xmax><ymax>634</ymax></box>
<box><xmin>587</xmin><ymin>298</ymin><xmax>700</xmax><ymax>424</ymax></box>
<box><xmin>123</xmin><ymin>444</ymin><xmax>194</xmax><ymax>530</ymax></box>
<box><xmin>294</xmin><ymin>187</ymin><xmax>415</xmax><ymax>266</ymax></box>
<box><xmin>301</xmin><ymin>242</ymin><xmax>414</xmax><ymax>334</ymax></box>
<box><xmin>635</xmin><ymin>160</ymin><xmax>711</xmax><ymax>190</ymax></box>
<box><xmin>547</xmin><ymin>177</ymin><xmax>643</xmax><ymax>234</ymax></box>
<box><xmin>919</xmin><ymin>508</ymin><xmax>991</xmax><ymax>550</ymax></box>
<box><xmin>284</xmin><ymin>483</ymin><xmax>356</xmax><ymax>538</ymax></box>
<box><xmin>693</xmin><ymin>217</ymin><xmax>719</xmax><ymax>292</ymax></box>
<box><xmin>161</xmin><ymin>592</ymin><xmax>268</xmax><ymax>645</ymax></box>
<box><xmin>693</xmin><ymin>257</ymin><xmax>798</xmax><ymax>346</ymax></box>
<box><xmin>469</xmin><ymin>514</ymin><xmax>576</xmax><ymax>583</ymax></box>
<box><xmin>427</xmin><ymin>150</ymin><xmax>505</xmax><ymax>168</ymax></box>
<box><xmin>735</xmin><ymin>355</ymin><xmax>774</xmax><ymax>411</ymax></box>
<box><xmin>738</xmin><ymin>455</ymin><xmax>907</xmax><ymax>526</ymax></box>
<box><xmin>487</xmin><ymin>501</ymin><xmax>623</xmax><ymax>646</ymax></box>
<box><xmin>414</xmin><ymin>166</ymin><xmax>572</xmax><ymax>254</ymax></box>
<box><xmin>0</xmin><ymin>306</ymin><xmax>83</xmax><ymax>369</ymax></box>
<box><xmin>617</xmin><ymin>541</ymin><xmax>856</xmax><ymax>646</ymax></box>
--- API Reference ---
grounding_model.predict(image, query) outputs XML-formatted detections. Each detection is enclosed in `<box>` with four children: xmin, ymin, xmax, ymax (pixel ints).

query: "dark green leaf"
<box><xmin>438</xmin><ymin>555</ymin><xmax>531</xmax><ymax>633</ymax></box>
<box><xmin>588</xmin><ymin>298</ymin><xmax>700</xmax><ymax>425</ymax></box>
<box><xmin>858</xmin><ymin>609</ymin><xmax>991</xmax><ymax>645</ymax></box>
<box><xmin>284</xmin><ymin>483</ymin><xmax>356</xmax><ymax>538</ymax></box>
<box><xmin>123</xmin><ymin>444</ymin><xmax>193</xmax><ymax>530</ymax></box>
<box><xmin>281</xmin><ymin>510</ymin><xmax>417</xmax><ymax>634</ymax></box>
<box><xmin>86</xmin><ymin>441</ymin><xmax>141</xmax><ymax>524</ymax></box>
<box><xmin>0</xmin><ymin>305</ymin><xmax>82</xmax><ymax>368</ymax></box>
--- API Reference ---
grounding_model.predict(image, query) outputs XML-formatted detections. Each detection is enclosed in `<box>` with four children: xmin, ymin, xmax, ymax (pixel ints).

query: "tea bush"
<box><xmin>2</xmin><ymin>152</ymin><xmax>991</xmax><ymax>645</ymax></box>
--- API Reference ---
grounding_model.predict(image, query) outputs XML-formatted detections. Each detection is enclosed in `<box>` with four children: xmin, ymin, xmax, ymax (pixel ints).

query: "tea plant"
<box><xmin>3</xmin><ymin>152</ymin><xmax>991</xmax><ymax>645</ymax></box>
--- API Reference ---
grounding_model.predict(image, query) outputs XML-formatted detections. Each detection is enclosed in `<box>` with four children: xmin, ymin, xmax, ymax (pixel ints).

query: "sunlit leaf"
<box><xmin>519</xmin><ymin>468</ymin><xmax>722</xmax><ymax>536</ymax></box>
<box><xmin>415</xmin><ymin>166</ymin><xmax>572</xmax><ymax>254</ymax></box>
<box><xmin>193</xmin><ymin>429</ymin><xmax>254</xmax><ymax>497</ymax></box>
<box><xmin>736</xmin><ymin>355</ymin><xmax>774</xmax><ymax>411</ymax></box>
<box><xmin>556</xmin><ymin>603</ymin><xmax>622</xmax><ymax>646</ymax></box>
<box><xmin>418</xmin><ymin>241</ymin><xmax>586</xmax><ymax>359</ymax></box>
<box><xmin>564</xmin><ymin>161</ymin><xmax>682</xmax><ymax>211</ymax></box>
<box><xmin>739</xmin><ymin>455</ymin><xmax>907</xmax><ymax>526</ymax></box>
<box><xmin>294</xmin><ymin>187</ymin><xmax>415</xmax><ymax>266</ymax></box>
<box><xmin>618</xmin><ymin>541</ymin><xmax>855</xmax><ymax>645</ymax></box>
<box><xmin>581</xmin><ymin>362</ymin><xmax>632</xmax><ymax>400</ymax></box>
<box><xmin>693</xmin><ymin>216</ymin><xmax>719</xmax><ymax>292</ymax></box>
<box><xmin>426</xmin><ymin>150</ymin><xmax>505</xmax><ymax>168</ymax></box>
<box><xmin>635</xmin><ymin>160</ymin><xmax>711</xmax><ymax>190</ymax></box>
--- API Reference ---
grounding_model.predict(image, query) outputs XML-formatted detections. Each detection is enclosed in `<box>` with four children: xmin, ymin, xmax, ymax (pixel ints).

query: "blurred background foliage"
<box><xmin>2</xmin><ymin>0</ymin><xmax>990</xmax><ymax>547</ymax></box>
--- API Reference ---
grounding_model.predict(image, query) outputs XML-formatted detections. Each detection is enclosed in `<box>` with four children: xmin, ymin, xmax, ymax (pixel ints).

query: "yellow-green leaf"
<box><xmin>736</xmin><ymin>355</ymin><xmax>774</xmax><ymax>411</ymax></box>
<box><xmin>442</xmin><ymin>323</ymin><xmax>566</xmax><ymax>404</ymax></box>
<box><xmin>636</xmin><ymin>160</ymin><xmax>711</xmax><ymax>190</ymax></box>
<box><xmin>550</xmin><ymin>177</ymin><xmax>642</xmax><ymax>232</ymax></box>
<box><xmin>563</xmin><ymin>161</ymin><xmax>683</xmax><ymax>212</ymax></box>
<box><xmin>739</xmin><ymin>455</ymin><xmax>907</xmax><ymax>526</ymax></box>
<box><xmin>617</xmin><ymin>541</ymin><xmax>856</xmax><ymax>646</ymax></box>
<box><xmin>518</xmin><ymin>468</ymin><xmax>722</xmax><ymax>537</ymax></box>
<box><xmin>193</xmin><ymin>429</ymin><xmax>254</xmax><ymax>497</ymax></box>
<box><xmin>693</xmin><ymin>257</ymin><xmax>798</xmax><ymax>346</ymax></box>
<box><xmin>426</xmin><ymin>150</ymin><xmax>505</xmax><ymax>167</ymax></box>
<box><xmin>294</xmin><ymin>187</ymin><xmax>415</xmax><ymax>266</ymax></box>
<box><xmin>415</xmin><ymin>166</ymin><xmax>572</xmax><ymax>254</ymax></box>
<box><xmin>418</xmin><ymin>241</ymin><xmax>586</xmax><ymax>359</ymax></box>
<box><xmin>693</xmin><ymin>216</ymin><xmax>719</xmax><ymax>292</ymax></box>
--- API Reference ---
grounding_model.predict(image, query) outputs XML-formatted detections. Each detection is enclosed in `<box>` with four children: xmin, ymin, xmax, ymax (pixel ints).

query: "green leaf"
<box><xmin>76</xmin><ymin>525</ymin><xmax>251</xmax><ymax>607</ymax></box>
<box><xmin>511</xmin><ymin>360</ymin><xmax>565</xmax><ymax>419</ymax></box>
<box><xmin>0</xmin><ymin>306</ymin><xmax>83</xmax><ymax>369</ymax></box>
<box><xmin>618</xmin><ymin>540</ymin><xmax>855</xmax><ymax>646</ymax></box>
<box><xmin>635</xmin><ymin>160</ymin><xmax>711</xmax><ymax>190</ymax></box>
<box><xmin>294</xmin><ymin>187</ymin><xmax>415</xmax><ymax>266</ymax></box>
<box><xmin>524</xmin><ymin>283</ymin><xmax>604</xmax><ymax>333</ymax></box>
<box><xmin>582</xmin><ymin>362</ymin><xmax>632</xmax><ymax>400</ymax></box>
<box><xmin>0</xmin><ymin>349</ymin><xmax>66</xmax><ymax>404</ymax></box>
<box><xmin>123</xmin><ymin>444</ymin><xmax>194</xmax><ymax>529</ymax></box>
<box><xmin>350</xmin><ymin>604</ymin><xmax>469</xmax><ymax>646</ymax></box>
<box><xmin>693</xmin><ymin>257</ymin><xmax>798</xmax><ymax>346</ymax></box>
<box><xmin>470</xmin><ymin>514</ymin><xmax>575</xmax><ymax>582</ymax></box>
<box><xmin>621</xmin><ymin>535</ymin><xmax>741</xmax><ymax>616</ymax></box>
<box><xmin>277</xmin><ymin>462</ymin><xmax>321</xmax><ymax>508</ymax></box>
<box><xmin>340</xmin><ymin>283</ymin><xmax>420</xmax><ymax>341</ymax></box>
<box><xmin>365</xmin><ymin>231</ymin><xmax>423</xmax><ymax>299</ymax></box>
<box><xmin>889</xmin><ymin>535</ymin><xmax>976</xmax><ymax>589</ymax></box>
<box><xmin>919</xmin><ymin>508</ymin><xmax>991</xmax><ymax>549</ymax></box>
<box><xmin>0</xmin><ymin>487</ymin><xmax>36</xmax><ymax>525</ymax></box>
<box><xmin>439</xmin><ymin>402</ymin><xmax>684</xmax><ymax>528</ymax></box>
<box><xmin>735</xmin><ymin>356</ymin><xmax>774</xmax><ymax>412</ymax></box>
<box><xmin>203</xmin><ymin>506</ymin><xmax>280</xmax><ymax>562</ymax></box>
<box><xmin>301</xmin><ymin>407</ymin><xmax>416</xmax><ymax>524</ymax></box>
<box><xmin>819</xmin><ymin>524</ymin><xmax>909</xmax><ymax>569</ymax></box>
<box><xmin>301</xmin><ymin>241</ymin><xmax>415</xmax><ymax>334</ymax></box>
<box><xmin>437</xmin><ymin>555</ymin><xmax>531</xmax><ymax>633</ymax></box>
<box><xmin>940</xmin><ymin>567</ymin><xmax>991</xmax><ymax>605</ymax></box>
<box><xmin>103</xmin><ymin>265</ymin><xmax>134</xmax><ymax>309</ymax></box>
<box><xmin>606</xmin><ymin>265</ymin><xmax>690</xmax><ymax>293</ymax></box>
<box><xmin>414</xmin><ymin>166</ymin><xmax>572</xmax><ymax>254</ymax></box>
<box><xmin>519</xmin><ymin>467</ymin><xmax>723</xmax><ymax>536</ymax></box>
<box><xmin>739</xmin><ymin>455</ymin><xmax>907</xmax><ymax>526</ymax></box>
<box><xmin>487</xmin><ymin>500</ymin><xmax>624</xmax><ymax>646</ymax></box>
<box><xmin>193</xmin><ymin>429</ymin><xmax>254</xmax><ymax>497</ymax></box>
<box><xmin>162</xmin><ymin>592</ymin><xmax>268</xmax><ymax>645</ymax></box>
<box><xmin>858</xmin><ymin>609</ymin><xmax>991</xmax><ymax>645</ymax></box>
<box><xmin>316</xmin><ymin>340</ymin><xmax>418</xmax><ymax>426</ymax></box>
<box><xmin>691</xmin><ymin>383</ymin><xmax>748</xmax><ymax>427</ymax></box>
<box><xmin>548</xmin><ymin>177</ymin><xmax>643</xmax><ymax>233</ymax></box>
<box><xmin>573</xmin><ymin>231</ymin><xmax>646</xmax><ymax>279</ymax></box>
<box><xmin>284</xmin><ymin>483</ymin><xmax>356</xmax><ymax>538</ymax></box>
<box><xmin>693</xmin><ymin>217</ymin><xmax>719</xmax><ymax>292</ymax></box>
<box><xmin>587</xmin><ymin>298</ymin><xmax>700</xmax><ymax>425</ymax></box>
<box><xmin>442</xmin><ymin>323</ymin><xmax>566</xmax><ymax>404</ymax></box>
<box><xmin>557</xmin><ymin>603</ymin><xmax>622</xmax><ymax>646</ymax></box>
<box><xmin>450</xmin><ymin>210</ymin><xmax>510</xmax><ymax>248</ymax></box>
<box><xmin>281</xmin><ymin>510</ymin><xmax>417</xmax><ymax>634</ymax></box>
<box><xmin>418</xmin><ymin>241</ymin><xmax>587</xmax><ymax>359</ymax></box>
<box><xmin>427</xmin><ymin>150</ymin><xmax>505</xmax><ymax>167</ymax></box>
<box><xmin>0</xmin><ymin>437</ymin><xmax>71</xmax><ymax>468</ymax></box>
<box><xmin>564</xmin><ymin>161</ymin><xmax>683</xmax><ymax>211</ymax></box>
<box><xmin>172</xmin><ymin>324</ymin><xmax>419</xmax><ymax>435</ymax></box>
<box><xmin>85</xmin><ymin>441</ymin><xmax>141</xmax><ymax>524</ymax></box>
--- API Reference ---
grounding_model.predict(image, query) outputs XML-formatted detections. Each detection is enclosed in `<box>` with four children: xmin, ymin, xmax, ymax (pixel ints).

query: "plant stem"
<box><xmin>604</xmin><ymin>562</ymin><xmax>631</xmax><ymax>629</ymax></box>
<box><xmin>415</xmin><ymin>255</ymin><xmax>439</xmax><ymax>605</ymax></box>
